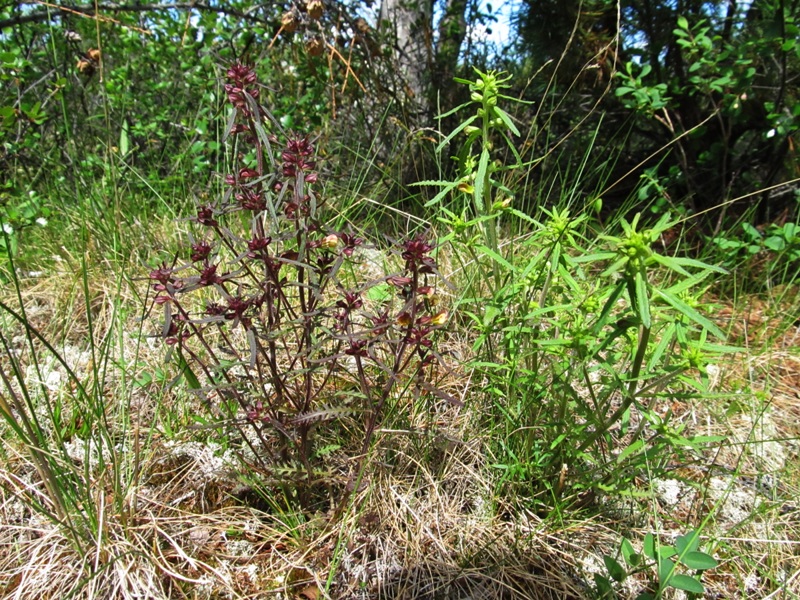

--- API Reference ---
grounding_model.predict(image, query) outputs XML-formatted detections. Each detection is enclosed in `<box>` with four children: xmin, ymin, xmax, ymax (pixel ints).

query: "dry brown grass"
<box><xmin>2</xmin><ymin>259</ymin><xmax>800</xmax><ymax>599</ymax></box>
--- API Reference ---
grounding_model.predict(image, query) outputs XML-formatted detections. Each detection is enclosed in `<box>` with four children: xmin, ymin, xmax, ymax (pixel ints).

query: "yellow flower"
<box><xmin>430</xmin><ymin>311</ymin><xmax>448</xmax><ymax>326</ymax></box>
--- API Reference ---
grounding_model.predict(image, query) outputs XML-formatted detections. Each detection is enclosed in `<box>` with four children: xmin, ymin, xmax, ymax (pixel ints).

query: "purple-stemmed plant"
<box><xmin>148</xmin><ymin>63</ymin><xmax>453</xmax><ymax>510</ymax></box>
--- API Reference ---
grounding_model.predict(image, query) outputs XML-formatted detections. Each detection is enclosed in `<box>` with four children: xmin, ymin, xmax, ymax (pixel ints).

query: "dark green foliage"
<box><xmin>513</xmin><ymin>0</ymin><xmax>799</xmax><ymax>223</ymax></box>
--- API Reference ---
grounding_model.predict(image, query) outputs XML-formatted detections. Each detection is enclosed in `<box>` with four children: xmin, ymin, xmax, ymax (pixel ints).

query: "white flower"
<box><xmin>36</xmin><ymin>217</ymin><xmax>48</xmax><ymax>226</ymax></box>
<box><xmin>2</xmin><ymin>223</ymin><xmax>13</xmax><ymax>235</ymax></box>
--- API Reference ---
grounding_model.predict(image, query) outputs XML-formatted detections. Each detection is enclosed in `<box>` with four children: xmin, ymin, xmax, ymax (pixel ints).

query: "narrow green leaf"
<box><xmin>435</xmin><ymin>113</ymin><xmax>478</xmax><ymax>151</ymax></box>
<box><xmin>474</xmin><ymin>148</ymin><xmax>490</xmax><ymax>212</ymax></box>
<box><xmin>669</xmin><ymin>574</ymin><xmax>705</xmax><ymax>594</ymax></box>
<box><xmin>558</xmin><ymin>263</ymin><xmax>582</xmax><ymax>294</ymax></box>
<box><xmin>658</xmin><ymin>254</ymin><xmax>727</xmax><ymax>274</ymax></box>
<box><xmin>617</xmin><ymin>439</ymin><xmax>644</xmax><ymax>463</ymax></box>
<box><xmin>222</xmin><ymin>108</ymin><xmax>237</xmax><ymax>143</ymax></box>
<box><xmin>499</xmin><ymin>129</ymin><xmax>523</xmax><ymax>165</ymax></box>
<box><xmin>661</xmin><ymin>270</ymin><xmax>714</xmax><ymax>295</ymax></box>
<box><xmin>572</xmin><ymin>251</ymin><xmax>617</xmax><ymax>263</ymax></box>
<box><xmin>593</xmin><ymin>281</ymin><xmax>626</xmax><ymax>334</ymax></box>
<box><xmin>410</xmin><ymin>179</ymin><xmax>454</xmax><ymax>186</ymax></box>
<box><xmin>493</xmin><ymin>106</ymin><xmax>520</xmax><ymax>136</ymax></box>
<box><xmin>700</xmin><ymin>342</ymin><xmax>745</xmax><ymax>354</ymax></box>
<box><xmin>653</xmin><ymin>288</ymin><xmax>726</xmax><ymax>339</ymax></box>
<box><xmin>647</xmin><ymin>322</ymin><xmax>675</xmax><ymax>372</ymax></box>
<box><xmin>685</xmin><ymin>435</ymin><xmax>726</xmax><ymax>445</ymax></box>
<box><xmin>507</xmin><ymin>207</ymin><xmax>539</xmax><ymax>225</ymax></box>
<box><xmin>681</xmin><ymin>551</ymin><xmax>718</xmax><ymax>571</ymax></box>
<box><xmin>522</xmin><ymin>303</ymin><xmax>573</xmax><ymax>320</ymax></box>
<box><xmin>475</xmin><ymin>244</ymin><xmax>515</xmax><ymax>271</ymax></box>
<box><xmin>634</xmin><ymin>271</ymin><xmax>651</xmax><ymax>328</ymax></box>
<box><xmin>176</xmin><ymin>353</ymin><xmax>201</xmax><ymax>390</ymax></box>
<box><xmin>436</xmin><ymin>100</ymin><xmax>474</xmax><ymax>121</ymax></box>
<box><xmin>601</xmin><ymin>257</ymin><xmax>630</xmax><ymax>278</ymax></box>
<box><xmin>420</xmin><ymin>180</ymin><xmax>460</xmax><ymax>207</ymax></box>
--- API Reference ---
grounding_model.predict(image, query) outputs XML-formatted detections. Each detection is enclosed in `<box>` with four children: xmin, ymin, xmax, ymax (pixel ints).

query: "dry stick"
<box><xmin>29</xmin><ymin>0</ymin><xmax>150</xmax><ymax>33</ymax></box>
<box><xmin>340</xmin><ymin>36</ymin><xmax>358</xmax><ymax>95</ymax></box>
<box><xmin>4</xmin><ymin>1</ymin><xmax>266</xmax><ymax>32</ymax></box>
<box><xmin>328</xmin><ymin>42</ymin><xmax>367</xmax><ymax>93</ymax></box>
<box><xmin>327</xmin><ymin>44</ymin><xmax>338</xmax><ymax>120</ymax></box>
<box><xmin>268</xmin><ymin>25</ymin><xmax>288</xmax><ymax>50</ymax></box>
<box><xmin>680</xmin><ymin>177</ymin><xmax>800</xmax><ymax>226</ymax></box>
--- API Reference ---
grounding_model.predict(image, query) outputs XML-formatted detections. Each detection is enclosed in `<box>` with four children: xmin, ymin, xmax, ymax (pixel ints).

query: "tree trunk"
<box><xmin>379</xmin><ymin>0</ymin><xmax>435</xmax><ymax>120</ymax></box>
<box><xmin>434</xmin><ymin>0</ymin><xmax>469</xmax><ymax>112</ymax></box>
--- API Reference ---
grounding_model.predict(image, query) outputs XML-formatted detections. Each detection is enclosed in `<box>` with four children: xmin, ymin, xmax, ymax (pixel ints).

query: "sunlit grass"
<box><xmin>2</xmin><ymin>166</ymin><xmax>798</xmax><ymax>597</ymax></box>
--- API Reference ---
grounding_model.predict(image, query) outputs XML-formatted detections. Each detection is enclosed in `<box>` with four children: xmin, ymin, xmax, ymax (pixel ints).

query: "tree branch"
<box><xmin>0</xmin><ymin>2</ymin><xmax>272</xmax><ymax>31</ymax></box>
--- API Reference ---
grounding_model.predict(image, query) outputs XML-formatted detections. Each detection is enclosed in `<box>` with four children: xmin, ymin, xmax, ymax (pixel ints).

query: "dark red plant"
<box><xmin>148</xmin><ymin>62</ymin><xmax>452</xmax><ymax>511</ymax></box>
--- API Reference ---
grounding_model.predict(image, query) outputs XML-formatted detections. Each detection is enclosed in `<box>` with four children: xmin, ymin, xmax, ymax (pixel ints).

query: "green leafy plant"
<box><xmin>596</xmin><ymin>530</ymin><xmax>719</xmax><ymax>599</ymax></box>
<box><xmin>0</xmin><ymin>189</ymin><xmax>50</xmax><ymax>265</ymax></box>
<box><xmin>616</xmin><ymin>62</ymin><xmax>671</xmax><ymax>114</ymax></box>
<box><xmin>421</xmin><ymin>67</ymin><xmax>735</xmax><ymax>507</ymax></box>
<box><xmin>420</xmin><ymin>68</ymin><xmax>522</xmax><ymax>290</ymax></box>
<box><xmin>460</xmin><ymin>205</ymin><xmax>732</xmax><ymax>506</ymax></box>
<box><xmin>711</xmin><ymin>215</ymin><xmax>800</xmax><ymax>288</ymax></box>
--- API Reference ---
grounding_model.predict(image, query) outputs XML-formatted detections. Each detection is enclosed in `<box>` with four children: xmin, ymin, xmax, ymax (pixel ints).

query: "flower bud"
<box><xmin>492</xmin><ymin>197</ymin><xmax>512</xmax><ymax>212</ymax></box>
<box><xmin>321</xmin><ymin>234</ymin><xmax>339</xmax><ymax>249</ymax></box>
